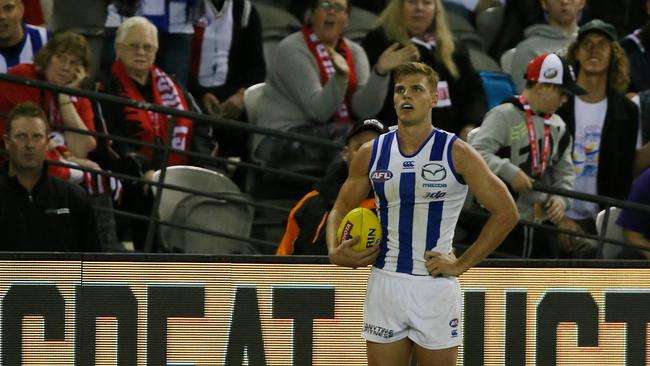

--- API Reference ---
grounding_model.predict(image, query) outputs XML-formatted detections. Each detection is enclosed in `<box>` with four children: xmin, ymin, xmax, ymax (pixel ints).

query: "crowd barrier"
<box><xmin>0</xmin><ymin>73</ymin><xmax>649</xmax><ymax>258</ymax></box>
<box><xmin>1</xmin><ymin>253</ymin><xmax>649</xmax><ymax>365</ymax></box>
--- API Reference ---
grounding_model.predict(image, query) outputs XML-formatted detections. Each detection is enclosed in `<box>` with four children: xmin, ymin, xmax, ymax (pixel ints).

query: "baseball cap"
<box><xmin>346</xmin><ymin>118</ymin><xmax>388</xmax><ymax>144</ymax></box>
<box><xmin>525</xmin><ymin>53</ymin><xmax>587</xmax><ymax>96</ymax></box>
<box><xmin>578</xmin><ymin>19</ymin><xmax>617</xmax><ymax>41</ymax></box>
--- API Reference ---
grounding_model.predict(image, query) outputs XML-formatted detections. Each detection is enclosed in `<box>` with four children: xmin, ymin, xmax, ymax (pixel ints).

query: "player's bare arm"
<box><xmin>326</xmin><ymin>141</ymin><xmax>380</xmax><ymax>268</ymax></box>
<box><xmin>427</xmin><ymin>139</ymin><xmax>519</xmax><ymax>277</ymax></box>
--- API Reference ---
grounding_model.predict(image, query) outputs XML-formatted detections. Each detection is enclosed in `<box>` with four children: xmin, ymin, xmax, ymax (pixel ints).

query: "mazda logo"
<box><xmin>421</xmin><ymin>163</ymin><xmax>446</xmax><ymax>181</ymax></box>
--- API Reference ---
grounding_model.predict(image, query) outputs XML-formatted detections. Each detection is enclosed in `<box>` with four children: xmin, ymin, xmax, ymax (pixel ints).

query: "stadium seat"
<box><xmin>255</xmin><ymin>2</ymin><xmax>300</xmax><ymax>69</ymax></box>
<box><xmin>344</xmin><ymin>6</ymin><xmax>378</xmax><ymax>43</ymax></box>
<box><xmin>244</xmin><ymin>82</ymin><xmax>266</xmax><ymax>126</ymax></box>
<box><xmin>446</xmin><ymin>9</ymin><xmax>476</xmax><ymax>34</ymax></box>
<box><xmin>595</xmin><ymin>207</ymin><xmax>625</xmax><ymax>259</ymax></box>
<box><xmin>243</xmin><ymin>82</ymin><xmax>323</xmax><ymax>199</ymax></box>
<box><xmin>468</xmin><ymin>49</ymin><xmax>501</xmax><ymax>72</ymax></box>
<box><xmin>255</xmin><ymin>2</ymin><xmax>301</xmax><ymax>36</ymax></box>
<box><xmin>475</xmin><ymin>6</ymin><xmax>504</xmax><ymax>52</ymax></box>
<box><xmin>479</xmin><ymin>71</ymin><xmax>516</xmax><ymax>109</ymax></box>
<box><xmin>243</xmin><ymin>82</ymin><xmax>266</xmax><ymax>166</ymax></box>
<box><xmin>466</xmin><ymin>126</ymin><xmax>480</xmax><ymax>144</ymax></box>
<box><xmin>500</xmin><ymin>48</ymin><xmax>517</xmax><ymax>75</ymax></box>
<box><xmin>446</xmin><ymin>10</ymin><xmax>485</xmax><ymax>51</ymax></box>
<box><xmin>152</xmin><ymin>166</ymin><xmax>257</xmax><ymax>254</ymax></box>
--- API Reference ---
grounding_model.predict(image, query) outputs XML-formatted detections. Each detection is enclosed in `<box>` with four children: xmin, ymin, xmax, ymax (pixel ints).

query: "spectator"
<box><xmin>253</xmin><ymin>0</ymin><xmax>412</xmax><ymax>171</ymax></box>
<box><xmin>488</xmin><ymin>0</ymin><xmax>545</xmax><ymax>61</ymax></box>
<box><xmin>510</xmin><ymin>0</ymin><xmax>585</xmax><ymax>92</ymax></box>
<box><xmin>190</xmin><ymin>0</ymin><xmax>265</xmax><ymax>159</ymax></box>
<box><xmin>276</xmin><ymin>118</ymin><xmax>387</xmax><ymax>255</ymax></box>
<box><xmin>621</xmin><ymin>0</ymin><xmax>650</xmax><ymax>93</ymax></box>
<box><xmin>98</xmin><ymin>16</ymin><xmax>213</xmax><ymax>250</ymax></box>
<box><xmin>0</xmin><ymin>0</ymin><xmax>48</xmax><ymax>73</ymax></box>
<box><xmin>0</xmin><ymin>102</ymin><xmax>99</xmax><ymax>251</ymax></box>
<box><xmin>288</xmin><ymin>0</ymin><xmax>391</xmax><ymax>20</ymax></box>
<box><xmin>361</xmin><ymin>0</ymin><xmax>487</xmax><ymax>140</ymax></box>
<box><xmin>490</xmin><ymin>0</ymin><xmax>633</xmax><ymax>64</ymax></box>
<box><xmin>0</xmin><ymin>32</ymin><xmax>97</xmax><ymax>173</ymax></box>
<box><xmin>99</xmin><ymin>16</ymin><xmax>213</xmax><ymax>176</ymax></box>
<box><xmin>0</xmin><ymin>32</ymin><xmax>124</xmax><ymax>251</ymax></box>
<box><xmin>103</xmin><ymin>0</ymin><xmax>200</xmax><ymax>86</ymax></box>
<box><xmin>470</xmin><ymin>53</ymin><xmax>580</xmax><ymax>258</ymax></box>
<box><xmin>616</xmin><ymin>168</ymin><xmax>650</xmax><ymax>259</ymax></box>
<box><xmin>557</xmin><ymin>20</ymin><xmax>639</xmax><ymax>245</ymax></box>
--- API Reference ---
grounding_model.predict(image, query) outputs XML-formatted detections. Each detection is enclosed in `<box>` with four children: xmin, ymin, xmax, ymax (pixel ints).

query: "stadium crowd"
<box><xmin>1</xmin><ymin>0</ymin><xmax>649</xmax><ymax>259</ymax></box>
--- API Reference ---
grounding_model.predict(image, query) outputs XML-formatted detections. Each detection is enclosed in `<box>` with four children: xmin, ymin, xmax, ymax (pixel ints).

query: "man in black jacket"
<box><xmin>557</xmin><ymin>20</ymin><xmax>639</xmax><ymax>252</ymax></box>
<box><xmin>0</xmin><ymin>102</ymin><xmax>99</xmax><ymax>251</ymax></box>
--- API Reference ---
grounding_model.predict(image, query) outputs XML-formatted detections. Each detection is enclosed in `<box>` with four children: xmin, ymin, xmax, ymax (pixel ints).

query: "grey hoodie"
<box><xmin>469</xmin><ymin>99</ymin><xmax>575</xmax><ymax>222</ymax></box>
<box><xmin>510</xmin><ymin>24</ymin><xmax>577</xmax><ymax>92</ymax></box>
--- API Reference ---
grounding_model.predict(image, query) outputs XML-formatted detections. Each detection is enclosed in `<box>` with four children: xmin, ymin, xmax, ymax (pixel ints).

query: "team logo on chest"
<box><xmin>371</xmin><ymin>170</ymin><xmax>393</xmax><ymax>182</ymax></box>
<box><xmin>421</xmin><ymin>163</ymin><xmax>447</xmax><ymax>181</ymax></box>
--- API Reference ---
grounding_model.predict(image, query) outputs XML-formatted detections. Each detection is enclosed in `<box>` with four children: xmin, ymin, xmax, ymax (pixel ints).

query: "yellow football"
<box><xmin>337</xmin><ymin>207</ymin><xmax>382</xmax><ymax>252</ymax></box>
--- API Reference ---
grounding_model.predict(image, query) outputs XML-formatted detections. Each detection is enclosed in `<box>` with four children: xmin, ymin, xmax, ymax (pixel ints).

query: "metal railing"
<box><xmin>1</xmin><ymin>72</ymin><xmax>648</xmax><ymax>258</ymax></box>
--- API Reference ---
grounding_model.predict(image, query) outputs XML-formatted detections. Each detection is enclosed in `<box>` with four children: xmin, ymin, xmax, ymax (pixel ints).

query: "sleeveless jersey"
<box><xmin>368</xmin><ymin>129</ymin><xmax>468</xmax><ymax>275</ymax></box>
<box><xmin>0</xmin><ymin>24</ymin><xmax>48</xmax><ymax>73</ymax></box>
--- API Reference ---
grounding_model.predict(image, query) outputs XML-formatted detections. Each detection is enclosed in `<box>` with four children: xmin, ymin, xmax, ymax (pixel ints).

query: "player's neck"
<box><xmin>397</xmin><ymin>120</ymin><xmax>434</xmax><ymax>155</ymax></box>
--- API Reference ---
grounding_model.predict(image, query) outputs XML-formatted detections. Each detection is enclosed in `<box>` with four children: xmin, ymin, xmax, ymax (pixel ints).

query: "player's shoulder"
<box><xmin>450</xmin><ymin>136</ymin><xmax>482</xmax><ymax>172</ymax></box>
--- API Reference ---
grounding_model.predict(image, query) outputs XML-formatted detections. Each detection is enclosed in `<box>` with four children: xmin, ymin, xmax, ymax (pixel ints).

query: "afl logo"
<box><xmin>449</xmin><ymin>318</ymin><xmax>459</xmax><ymax>328</ymax></box>
<box><xmin>371</xmin><ymin>170</ymin><xmax>393</xmax><ymax>182</ymax></box>
<box><xmin>421</xmin><ymin>163</ymin><xmax>446</xmax><ymax>181</ymax></box>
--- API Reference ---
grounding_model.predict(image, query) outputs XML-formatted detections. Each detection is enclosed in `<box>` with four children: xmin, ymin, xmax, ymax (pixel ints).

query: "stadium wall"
<box><xmin>0</xmin><ymin>254</ymin><xmax>648</xmax><ymax>365</ymax></box>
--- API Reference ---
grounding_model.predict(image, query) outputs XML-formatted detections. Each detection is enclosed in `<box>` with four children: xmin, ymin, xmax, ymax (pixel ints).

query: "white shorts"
<box><xmin>362</xmin><ymin>267</ymin><xmax>462</xmax><ymax>350</ymax></box>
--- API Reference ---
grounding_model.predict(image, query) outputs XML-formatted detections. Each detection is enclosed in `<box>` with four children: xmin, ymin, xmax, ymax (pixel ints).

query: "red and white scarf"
<box><xmin>47</xmin><ymin>149</ymin><xmax>123</xmax><ymax>204</ymax></box>
<box><xmin>302</xmin><ymin>26</ymin><xmax>357</xmax><ymax>123</ymax></box>
<box><xmin>111</xmin><ymin>60</ymin><xmax>194</xmax><ymax>166</ymax></box>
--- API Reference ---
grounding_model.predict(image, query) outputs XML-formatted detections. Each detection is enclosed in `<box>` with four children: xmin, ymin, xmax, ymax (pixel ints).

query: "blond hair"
<box><xmin>393</xmin><ymin>61</ymin><xmax>439</xmax><ymax>90</ymax></box>
<box><xmin>378</xmin><ymin>0</ymin><xmax>458</xmax><ymax>78</ymax></box>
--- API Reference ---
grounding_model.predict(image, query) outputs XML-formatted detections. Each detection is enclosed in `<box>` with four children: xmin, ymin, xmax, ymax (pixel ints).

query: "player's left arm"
<box><xmin>427</xmin><ymin>139</ymin><xmax>519</xmax><ymax>277</ymax></box>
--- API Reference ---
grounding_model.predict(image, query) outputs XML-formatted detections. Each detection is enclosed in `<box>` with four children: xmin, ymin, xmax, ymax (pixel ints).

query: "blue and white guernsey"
<box><xmin>368</xmin><ymin>128</ymin><xmax>468</xmax><ymax>275</ymax></box>
<box><xmin>0</xmin><ymin>24</ymin><xmax>49</xmax><ymax>73</ymax></box>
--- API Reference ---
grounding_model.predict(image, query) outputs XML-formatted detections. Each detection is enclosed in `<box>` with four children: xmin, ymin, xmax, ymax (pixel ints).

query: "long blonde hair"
<box><xmin>378</xmin><ymin>0</ymin><xmax>458</xmax><ymax>78</ymax></box>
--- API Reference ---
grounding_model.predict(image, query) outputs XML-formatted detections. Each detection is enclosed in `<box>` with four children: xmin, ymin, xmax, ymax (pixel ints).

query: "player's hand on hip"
<box><xmin>511</xmin><ymin>170</ymin><xmax>534</xmax><ymax>193</ymax></box>
<box><xmin>328</xmin><ymin>237</ymin><xmax>379</xmax><ymax>269</ymax></box>
<box><xmin>425</xmin><ymin>251</ymin><xmax>463</xmax><ymax>277</ymax></box>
